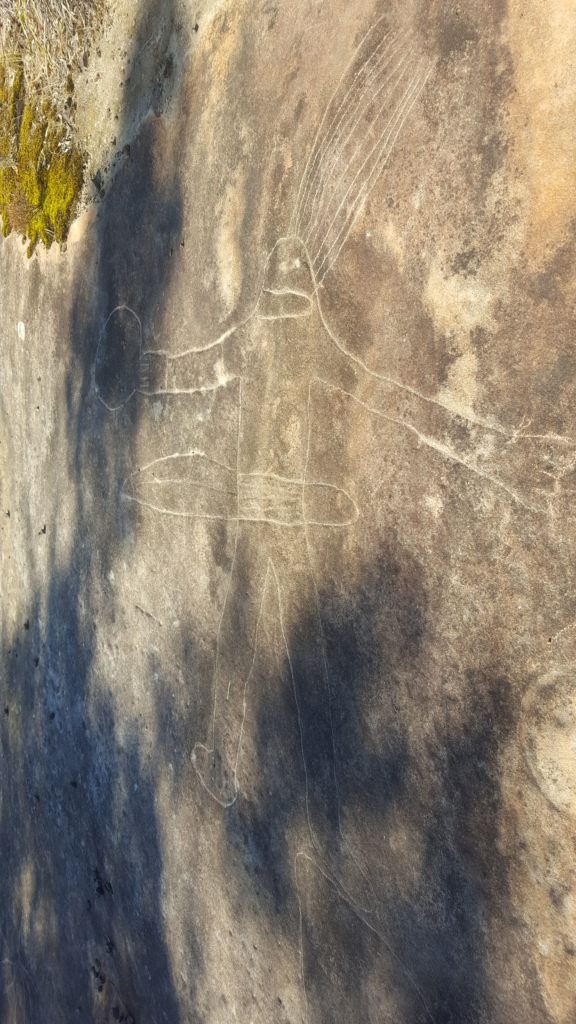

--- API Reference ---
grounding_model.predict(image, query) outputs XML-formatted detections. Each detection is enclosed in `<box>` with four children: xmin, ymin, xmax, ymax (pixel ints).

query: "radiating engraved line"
<box><xmin>290</xmin><ymin>14</ymin><xmax>389</xmax><ymax>234</ymax></box>
<box><xmin>317</xmin><ymin>64</ymin><xmax>434</xmax><ymax>281</ymax></box>
<box><xmin>311</xmin><ymin>62</ymin><xmax>428</xmax><ymax>278</ymax></box>
<box><xmin>310</xmin><ymin>61</ymin><xmax>424</xmax><ymax>271</ymax></box>
<box><xmin>292</xmin><ymin>25</ymin><xmax>395</xmax><ymax>235</ymax></box>
<box><xmin>301</xmin><ymin>40</ymin><xmax>412</xmax><ymax>250</ymax></box>
<box><xmin>296</xmin><ymin>31</ymin><xmax>412</xmax><ymax>245</ymax></box>
<box><xmin>302</xmin><ymin>41</ymin><xmax>414</xmax><ymax>256</ymax></box>
<box><xmin>317</xmin><ymin>66</ymin><xmax>430</xmax><ymax>278</ymax></box>
<box><xmin>302</xmin><ymin>48</ymin><xmax>413</xmax><ymax>258</ymax></box>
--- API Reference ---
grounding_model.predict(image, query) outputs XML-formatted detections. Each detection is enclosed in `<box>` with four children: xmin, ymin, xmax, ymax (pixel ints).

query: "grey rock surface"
<box><xmin>1</xmin><ymin>1</ymin><xmax>576</xmax><ymax>1021</ymax></box>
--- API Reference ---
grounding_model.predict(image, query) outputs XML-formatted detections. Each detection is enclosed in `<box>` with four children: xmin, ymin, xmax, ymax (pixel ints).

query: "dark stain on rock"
<box><xmin>437</xmin><ymin>16</ymin><xmax>479</xmax><ymax>60</ymax></box>
<box><xmin>478</xmin><ymin>127</ymin><xmax>508</xmax><ymax>183</ymax></box>
<box><xmin>451</xmin><ymin>248</ymin><xmax>481</xmax><ymax>278</ymax></box>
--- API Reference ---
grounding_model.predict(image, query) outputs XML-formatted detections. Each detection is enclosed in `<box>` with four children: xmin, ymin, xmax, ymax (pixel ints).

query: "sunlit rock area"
<box><xmin>1</xmin><ymin>1</ymin><xmax>575</xmax><ymax>1021</ymax></box>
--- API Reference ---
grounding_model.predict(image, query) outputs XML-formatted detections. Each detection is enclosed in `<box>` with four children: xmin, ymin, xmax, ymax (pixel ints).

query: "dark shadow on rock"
<box><xmin>68</xmin><ymin>0</ymin><xmax>186</xmax><ymax>565</ymax></box>
<box><xmin>0</xmin><ymin>567</ymin><xmax>197</xmax><ymax>1022</ymax></box>
<box><xmin>226</xmin><ymin>674</ymin><xmax>304</xmax><ymax>917</ymax></box>
<box><xmin>0</xmin><ymin>3</ymin><xmax>199</xmax><ymax>1021</ymax></box>
<box><xmin>223</xmin><ymin>539</ymin><xmax>539</xmax><ymax>1022</ymax></box>
<box><xmin>382</xmin><ymin>673</ymin><xmax>518</xmax><ymax>1024</ymax></box>
<box><xmin>322</xmin><ymin>543</ymin><xmax>423</xmax><ymax>819</ymax></box>
<box><xmin>225</xmin><ymin>541</ymin><xmax>420</xmax><ymax>915</ymax></box>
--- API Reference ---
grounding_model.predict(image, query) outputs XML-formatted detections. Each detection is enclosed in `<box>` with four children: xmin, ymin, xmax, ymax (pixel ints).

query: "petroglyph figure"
<box><xmin>94</xmin><ymin>18</ymin><xmax>575</xmax><ymax>903</ymax></box>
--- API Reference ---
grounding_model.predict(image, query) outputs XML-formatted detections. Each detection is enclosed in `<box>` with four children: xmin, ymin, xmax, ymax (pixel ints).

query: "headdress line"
<box><xmin>289</xmin><ymin>18</ymin><xmax>434</xmax><ymax>284</ymax></box>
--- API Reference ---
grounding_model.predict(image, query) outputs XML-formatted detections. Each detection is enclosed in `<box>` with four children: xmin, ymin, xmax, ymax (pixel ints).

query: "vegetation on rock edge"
<box><xmin>0</xmin><ymin>59</ymin><xmax>85</xmax><ymax>256</ymax></box>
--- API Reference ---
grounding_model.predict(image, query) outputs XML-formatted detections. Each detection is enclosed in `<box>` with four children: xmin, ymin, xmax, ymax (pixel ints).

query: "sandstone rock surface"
<box><xmin>1</xmin><ymin>1</ymin><xmax>576</xmax><ymax>1021</ymax></box>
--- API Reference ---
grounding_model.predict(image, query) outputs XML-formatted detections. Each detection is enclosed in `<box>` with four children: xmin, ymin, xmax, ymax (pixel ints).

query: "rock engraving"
<box><xmin>93</xmin><ymin>16</ymin><xmax>575</xmax><ymax>909</ymax></box>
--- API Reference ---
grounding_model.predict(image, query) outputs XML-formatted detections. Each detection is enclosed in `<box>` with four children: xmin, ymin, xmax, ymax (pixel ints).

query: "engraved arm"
<box><xmin>320</xmin><ymin>346</ymin><xmax>576</xmax><ymax>512</ymax></box>
<box><xmin>139</xmin><ymin>328</ymin><xmax>240</xmax><ymax>394</ymax></box>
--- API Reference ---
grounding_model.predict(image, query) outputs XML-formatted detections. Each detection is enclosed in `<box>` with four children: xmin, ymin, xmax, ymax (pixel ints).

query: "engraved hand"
<box><xmin>138</xmin><ymin>351</ymin><xmax>168</xmax><ymax>394</ymax></box>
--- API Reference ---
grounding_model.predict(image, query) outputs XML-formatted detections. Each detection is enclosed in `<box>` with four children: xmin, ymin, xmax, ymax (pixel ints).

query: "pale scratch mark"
<box><xmin>550</xmin><ymin>619</ymin><xmax>576</xmax><ymax>646</ymax></box>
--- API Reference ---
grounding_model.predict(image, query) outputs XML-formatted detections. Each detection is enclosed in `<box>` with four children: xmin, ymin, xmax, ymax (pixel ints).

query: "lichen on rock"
<box><xmin>0</xmin><ymin>60</ymin><xmax>85</xmax><ymax>255</ymax></box>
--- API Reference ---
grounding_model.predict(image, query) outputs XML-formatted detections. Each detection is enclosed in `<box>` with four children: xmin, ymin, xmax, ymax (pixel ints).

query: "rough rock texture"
<box><xmin>1</xmin><ymin>1</ymin><xmax>576</xmax><ymax>1022</ymax></box>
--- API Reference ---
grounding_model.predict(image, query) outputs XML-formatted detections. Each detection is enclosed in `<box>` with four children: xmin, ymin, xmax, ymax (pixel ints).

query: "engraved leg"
<box><xmin>193</xmin><ymin>522</ymin><xmax>269</xmax><ymax>806</ymax></box>
<box><xmin>273</xmin><ymin>536</ymin><xmax>374</xmax><ymax>910</ymax></box>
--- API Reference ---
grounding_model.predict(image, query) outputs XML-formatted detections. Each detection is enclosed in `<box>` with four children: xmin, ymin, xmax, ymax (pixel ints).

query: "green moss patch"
<box><xmin>0</xmin><ymin>60</ymin><xmax>84</xmax><ymax>256</ymax></box>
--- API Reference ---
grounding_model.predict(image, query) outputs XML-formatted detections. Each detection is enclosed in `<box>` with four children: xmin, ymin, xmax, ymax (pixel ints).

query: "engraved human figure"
<box><xmin>132</xmin><ymin>233</ymin><xmax>573</xmax><ymax>845</ymax></box>
<box><xmin>94</xmin><ymin>20</ymin><xmax>575</xmax><ymax>904</ymax></box>
<box><xmin>138</xmin><ymin>238</ymin><xmax>370</xmax><ymax>885</ymax></box>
